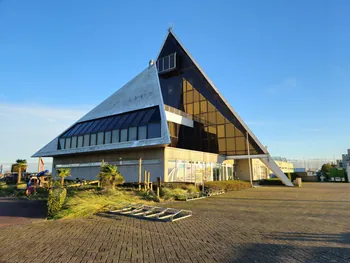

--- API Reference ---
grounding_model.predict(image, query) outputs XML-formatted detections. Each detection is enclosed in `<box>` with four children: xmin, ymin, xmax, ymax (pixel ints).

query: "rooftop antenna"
<box><xmin>168</xmin><ymin>23</ymin><xmax>174</xmax><ymax>32</ymax></box>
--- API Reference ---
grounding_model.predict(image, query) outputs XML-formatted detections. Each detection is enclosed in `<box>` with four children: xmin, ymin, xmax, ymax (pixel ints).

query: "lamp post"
<box><xmin>246</xmin><ymin>132</ymin><xmax>253</xmax><ymax>187</ymax></box>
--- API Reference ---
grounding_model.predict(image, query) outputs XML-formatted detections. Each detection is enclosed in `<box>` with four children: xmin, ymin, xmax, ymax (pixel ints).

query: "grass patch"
<box><xmin>204</xmin><ymin>180</ymin><xmax>251</xmax><ymax>192</ymax></box>
<box><xmin>55</xmin><ymin>187</ymin><xmax>154</xmax><ymax>219</ymax></box>
<box><xmin>160</xmin><ymin>184</ymin><xmax>200</xmax><ymax>201</ymax></box>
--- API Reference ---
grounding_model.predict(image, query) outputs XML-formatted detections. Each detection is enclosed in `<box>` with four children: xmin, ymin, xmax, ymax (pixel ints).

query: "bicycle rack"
<box><xmin>109</xmin><ymin>204</ymin><xmax>192</xmax><ymax>222</ymax></box>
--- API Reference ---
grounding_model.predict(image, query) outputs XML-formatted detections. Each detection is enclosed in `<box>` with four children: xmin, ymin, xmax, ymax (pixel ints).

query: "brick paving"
<box><xmin>1</xmin><ymin>183</ymin><xmax>350</xmax><ymax>262</ymax></box>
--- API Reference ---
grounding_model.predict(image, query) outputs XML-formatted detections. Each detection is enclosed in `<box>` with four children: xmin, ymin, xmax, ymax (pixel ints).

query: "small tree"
<box><xmin>57</xmin><ymin>168</ymin><xmax>71</xmax><ymax>186</ymax></box>
<box><xmin>16</xmin><ymin>159</ymin><xmax>27</xmax><ymax>184</ymax></box>
<box><xmin>97</xmin><ymin>164</ymin><xmax>124</xmax><ymax>190</ymax></box>
<box><xmin>321</xmin><ymin>163</ymin><xmax>332</xmax><ymax>174</ymax></box>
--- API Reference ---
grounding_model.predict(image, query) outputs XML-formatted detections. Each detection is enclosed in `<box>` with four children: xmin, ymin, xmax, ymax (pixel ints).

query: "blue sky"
<box><xmin>0</xmin><ymin>0</ymin><xmax>349</xmax><ymax>164</ymax></box>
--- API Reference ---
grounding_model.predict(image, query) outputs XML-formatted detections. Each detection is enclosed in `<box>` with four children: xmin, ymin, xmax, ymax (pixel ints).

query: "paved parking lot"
<box><xmin>1</xmin><ymin>183</ymin><xmax>350</xmax><ymax>263</ymax></box>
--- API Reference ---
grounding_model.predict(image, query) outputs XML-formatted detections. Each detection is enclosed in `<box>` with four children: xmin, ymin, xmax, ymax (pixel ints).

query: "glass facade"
<box><xmin>58</xmin><ymin>106</ymin><xmax>162</xmax><ymax>150</ymax></box>
<box><xmin>167</xmin><ymin>160</ymin><xmax>234</xmax><ymax>183</ymax></box>
<box><xmin>158</xmin><ymin>33</ymin><xmax>263</xmax><ymax>156</ymax></box>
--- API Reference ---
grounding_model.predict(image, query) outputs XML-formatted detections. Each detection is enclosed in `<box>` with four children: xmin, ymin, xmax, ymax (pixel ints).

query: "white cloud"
<box><xmin>0</xmin><ymin>103</ymin><xmax>92</xmax><ymax>163</ymax></box>
<box><xmin>266</xmin><ymin>77</ymin><xmax>297</xmax><ymax>93</ymax></box>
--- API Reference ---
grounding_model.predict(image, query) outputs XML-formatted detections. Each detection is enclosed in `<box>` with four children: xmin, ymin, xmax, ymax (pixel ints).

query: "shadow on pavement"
<box><xmin>0</xmin><ymin>198</ymin><xmax>47</xmax><ymax>219</ymax></box>
<box><xmin>265</xmin><ymin>231</ymin><xmax>350</xmax><ymax>245</ymax></box>
<box><xmin>231</xmin><ymin>242</ymin><xmax>350</xmax><ymax>262</ymax></box>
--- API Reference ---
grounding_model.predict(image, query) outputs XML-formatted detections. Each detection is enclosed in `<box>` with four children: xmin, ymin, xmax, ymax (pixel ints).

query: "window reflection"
<box><xmin>158</xmin><ymin>35</ymin><xmax>264</xmax><ymax>156</ymax></box>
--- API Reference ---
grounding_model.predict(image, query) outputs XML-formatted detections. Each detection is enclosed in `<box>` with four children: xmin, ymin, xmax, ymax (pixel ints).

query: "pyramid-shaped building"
<box><xmin>33</xmin><ymin>30</ymin><xmax>293</xmax><ymax>186</ymax></box>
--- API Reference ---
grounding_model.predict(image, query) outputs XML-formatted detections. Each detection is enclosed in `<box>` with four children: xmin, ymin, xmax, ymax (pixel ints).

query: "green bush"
<box><xmin>205</xmin><ymin>180</ymin><xmax>251</xmax><ymax>192</ymax></box>
<box><xmin>47</xmin><ymin>188</ymin><xmax>67</xmax><ymax>218</ymax></box>
<box><xmin>0</xmin><ymin>185</ymin><xmax>17</xmax><ymax>197</ymax></box>
<box><xmin>137</xmin><ymin>190</ymin><xmax>159</xmax><ymax>202</ymax></box>
<box><xmin>185</xmin><ymin>184</ymin><xmax>199</xmax><ymax>193</ymax></box>
<box><xmin>160</xmin><ymin>187</ymin><xmax>188</xmax><ymax>201</ymax></box>
<box><xmin>16</xmin><ymin>183</ymin><xmax>27</xmax><ymax>190</ymax></box>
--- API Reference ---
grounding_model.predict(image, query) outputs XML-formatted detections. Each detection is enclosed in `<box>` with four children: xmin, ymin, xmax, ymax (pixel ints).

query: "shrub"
<box><xmin>97</xmin><ymin>164</ymin><xmax>124</xmax><ymax>190</ymax></box>
<box><xmin>185</xmin><ymin>184</ymin><xmax>199</xmax><ymax>193</ymax></box>
<box><xmin>137</xmin><ymin>190</ymin><xmax>159</xmax><ymax>202</ymax></box>
<box><xmin>0</xmin><ymin>185</ymin><xmax>17</xmax><ymax>197</ymax></box>
<box><xmin>160</xmin><ymin>187</ymin><xmax>188</xmax><ymax>201</ymax></box>
<box><xmin>162</xmin><ymin>182</ymin><xmax>192</xmax><ymax>190</ymax></box>
<box><xmin>47</xmin><ymin>188</ymin><xmax>67</xmax><ymax>218</ymax></box>
<box><xmin>16</xmin><ymin>183</ymin><xmax>27</xmax><ymax>190</ymax></box>
<box><xmin>205</xmin><ymin>180</ymin><xmax>251</xmax><ymax>192</ymax></box>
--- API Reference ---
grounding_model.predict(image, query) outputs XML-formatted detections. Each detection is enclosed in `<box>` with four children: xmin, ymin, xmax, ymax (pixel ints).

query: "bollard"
<box><xmin>144</xmin><ymin>170</ymin><xmax>147</xmax><ymax>191</ymax></box>
<box><xmin>297</xmin><ymin>178</ymin><xmax>302</xmax><ymax>187</ymax></box>
<box><xmin>150</xmin><ymin>182</ymin><xmax>153</xmax><ymax>191</ymax></box>
<box><xmin>147</xmin><ymin>172</ymin><xmax>151</xmax><ymax>190</ymax></box>
<box><xmin>138</xmin><ymin>158</ymin><xmax>142</xmax><ymax>191</ymax></box>
<box><xmin>157</xmin><ymin>187</ymin><xmax>160</xmax><ymax>198</ymax></box>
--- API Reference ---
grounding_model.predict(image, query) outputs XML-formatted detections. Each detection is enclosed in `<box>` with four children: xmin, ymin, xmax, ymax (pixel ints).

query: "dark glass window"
<box><xmin>65</xmin><ymin>138</ymin><xmax>71</xmax><ymax>149</ymax></box>
<box><xmin>164</xmin><ymin>56</ymin><xmax>169</xmax><ymax>71</ymax></box>
<box><xmin>148</xmin><ymin>123</ymin><xmax>161</xmax><ymax>139</ymax></box>
<box><xmin>85</xmin><ymin>120</ymin><xmax>99</xmax><ymax>134</ymax></box>
<box><xmin>83</xmin><ymin>134</ymin><xmax>90</xmax><ymax>147</ymax></box>
<box><xmin>169</xmin><ymin>53</ymin><xmax>175</xmax><ymax>68</ymax></box>
<box><xmin>90</xmin><ymin>134</ymin><xmax>97</xmax><ymax>146</ymax></box>
<box><xmin>106</xmin><ymin>116</ymin><xmax>120</xmax><ymax>131</ymax></box>
<box><xmin>121</xmin><ymin>112</ymin><xmax>138</xmax><ymax>128</ymax></box>
<box><xmin>138</xmin><ymin>126</ymin><xmax>147</xmax><ymax>140</ymax></box>
<box><xmin>97</xmin><ymin>132</ymin><xmax>104</xmax><ymax>145</ymax></box>
<box><xmin>64</xmin><ymin>124</ymin><xmax>81</xmax><ymax>137</ymax></box>
<box><xmin>112</xmin><ymin>130</ymin><xmax>119</xmax><ymax>143</ymax></box>
<box><xmin>113</xmin><ymin>114</ymin><xmax>129</xmax><ymax>130</ymax></box>
<box><xmin>128</xmin><ymin>127</ymin><xmax>137</xmax><ymax>141</ymax></box>
<box><xmin>77</xmin><ymin>136</ymin><xmax>83</xmax><ymax>148</ymax></box>
<box><xmin>59</xmin><ymin>138</ymin><xmax>65</xmax><ymax>150</ymax></box>
<box><xmin>157</xmin><ymin>34</ymin><xmax>267</xmax><ymax>155</ymax></box>
<box><xmin>99</xmin><ymin>117</ymin><xmax>114</xmax><ymax>131</ymax></box>
<box><xmin>131</xmin><ymin>111</ymin><xmax>146</xmax><ymax>126</ymax></box>
<box><xmin>105</xmin><ymin>131</ymin><xmax>111</xmax><ymax>144</ymax></box>
<box><xmin>71</xmin><ymin>136</ymin><xmax>77</xmax><ymax>149</ymax></box>
<box><xmin>139</xmin><ymin>108</ymin><xmax>156</xmax><ymax>125</ymax></box>
<box><xmin>79</xmin><ymin>121</ymin><xmax>94</xmax><ymax>135</ymax></box>
<box><xmin>72</xmin><ymin>123</ymin><xmax>87</xmax><ymax>136</ymax></box>
<box><xmin>91</xmin><ymin>118</ymin><xmax>107</xmax><ymax>133</ymax></box>
<box><xmin>158</xmin><ymin>59</ymin><xmax>163</xmax><ymax>72</ymax></box>
<box><xmin>120</xmin><ymin>129</ymin><xmax>128</xmax><ymax>142</ymax></box>
<box><xmin>58</xmin><ymin>106</ymin><xmax>161</xmax><ymax>150</ymax></box>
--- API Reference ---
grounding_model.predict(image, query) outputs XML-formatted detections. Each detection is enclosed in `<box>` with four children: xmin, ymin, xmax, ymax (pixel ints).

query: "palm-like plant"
<box><xmin>57</xmin><ymin>168</ymin><xmax>71</xmax><ymax>186</ymax></box>
<box><xmin>97</xmin><ymin>164</ymin><xmax>124</xmax><ymax>190</ymax></box>
<box><xmin>16</xmin><ymin>159</ymin><xmax>27</xmax><ymax>184</ymax></box>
